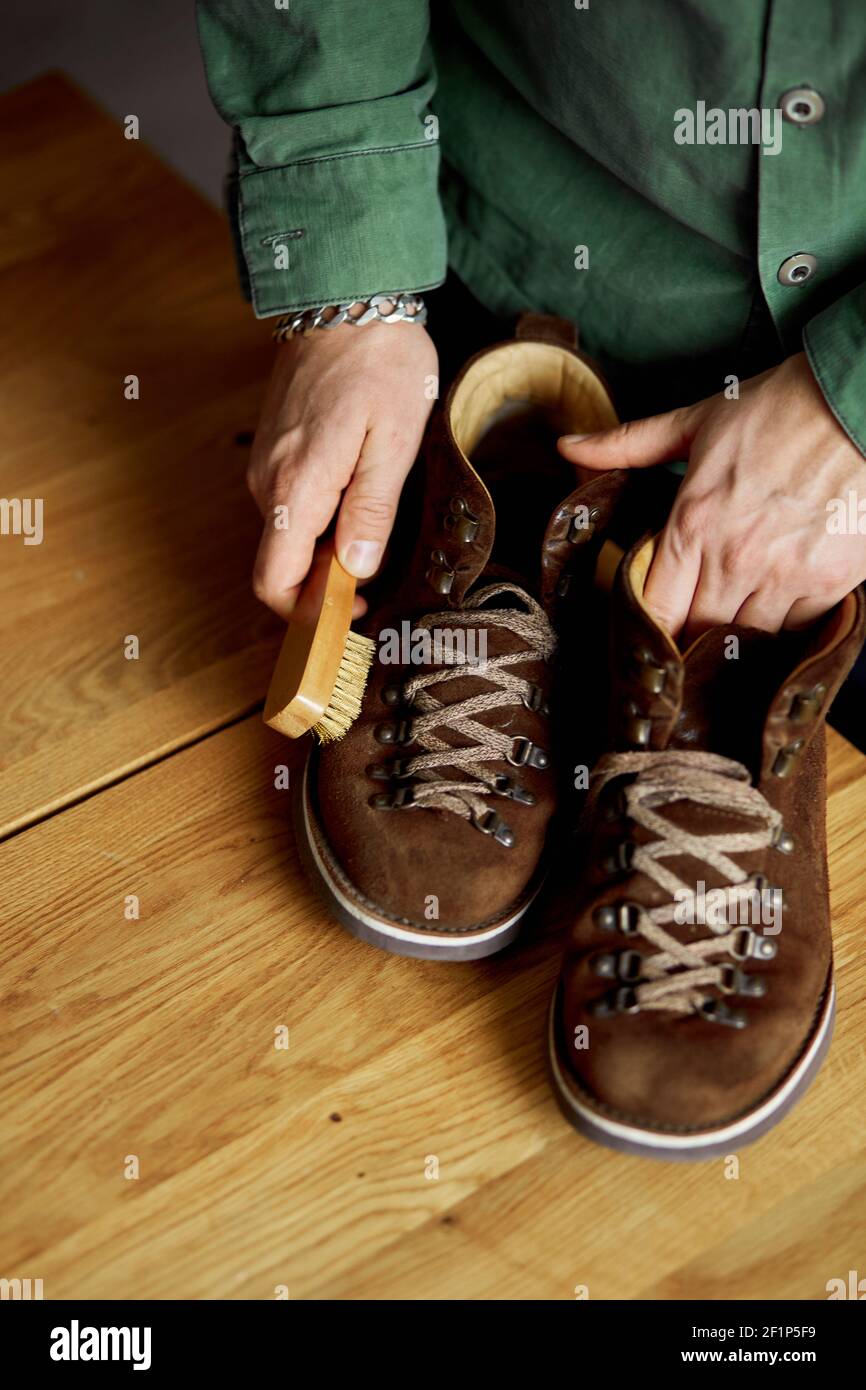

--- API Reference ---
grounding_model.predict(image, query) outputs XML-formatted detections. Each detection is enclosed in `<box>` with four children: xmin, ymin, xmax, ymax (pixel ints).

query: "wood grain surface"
<box><xmin>0</xmin><ymin>75</ymin><xmax>279</xmax><ymax>836</ymax></box>
<box><xmin>1</xmin><ymin>717</ymin><xmax>864</xmax><ymax>1300</ymax></box>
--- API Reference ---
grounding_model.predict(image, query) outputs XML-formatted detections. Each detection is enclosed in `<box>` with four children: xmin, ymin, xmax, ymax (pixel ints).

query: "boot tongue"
<box><xmin>669</xmin><ymin>624</ymin><xmax>807</xmax><ymax>775</ymax></box>
<box><xmin>475</xmin><ymin>559</ymin><xmax>539</xmax><ymax>597</ymax></box>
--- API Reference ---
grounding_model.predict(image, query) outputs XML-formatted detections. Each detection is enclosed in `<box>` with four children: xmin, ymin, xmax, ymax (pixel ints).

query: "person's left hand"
<box><xmin>558</xmin><ymin>351</ymin><xmax>866</xmax><ymax>638</ymax></box>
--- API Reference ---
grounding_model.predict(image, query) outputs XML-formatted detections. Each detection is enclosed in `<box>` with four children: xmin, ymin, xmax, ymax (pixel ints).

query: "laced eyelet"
<box><xmin>374</xmin><ymin>719</ymin><xmax>413</xmax><ymax>746</ymax></box>
<box><xmin>731</xmin><ymin>927</ymin><xmax>777</xmax><ymax>962</ymax></box>
<box><xmin>492</xmin><ymin>773</ymin><xmax>536</xmax><ymax>806</ymax></box>
<box><xmin>589</xmin><ymin>986</ymin><xmax>640</xmax><ymax>1017</ymax></box>
<box><xmin>366</xmin><ymin>759</ymin><xmax>410</xmax><ymax>781</ymax></box>
<box><xmin>590</xmin><ymin>947</ymin><xmax>642</xmax><ymax>983</ymax></box>
<box><xmin>602</xmin><ymin>841</ymin><xmax>635</xmax><ymax>875</ymax></box>
<box><xmin>601</xmin><ymin>781</ymin><xmax>632</xmax><ymax>823</ymax></box>
<box><xmin>593</xmin><ymin>952</ymin><xmax>618</xmax><ymax>979</ymax></box>
<box><xmin>720</xmin><ymin>963</ymin><xmax>767</xmax><ymax>998</ymax></box>
<box><xmin>508</xmin><ymin>736</ymin><xmax>549</xmax><ymax>769</ymax></box>
<box><xmin>700</xmin><ymin>998</ymin><xmax>748</xmax><ymax>1029</ymax></box>
<box><xmin>593</xmin><ymin>901</ymin><xmax>641</xmax><ymax>934</ymax></box>
<box><xmin>521</xmin><ymin>683</ymin><xmax>550</xmax><ymax>714</ymax></box>
<box><xmin>369</xmin><ymin>786</ymin><xmax>415</xmax><ymax>810</ymax></box>
<box><xmin>472</xmin><ymin>809</ymin><xmax>515</xmax><ymax>848</ymax></box>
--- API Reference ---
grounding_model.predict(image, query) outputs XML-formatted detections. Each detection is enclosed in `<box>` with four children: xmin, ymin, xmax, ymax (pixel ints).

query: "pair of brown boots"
<box><xmin>294</xmin><ymin>316</ymin><xmax>865</xmax><ymax>1160</ymax></box>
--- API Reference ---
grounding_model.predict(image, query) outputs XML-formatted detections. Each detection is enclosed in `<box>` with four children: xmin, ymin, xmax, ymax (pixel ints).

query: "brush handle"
<box><xmin>263</xmin><ymin>556</ymin><xmax>358</xmax><ymax>737</ymax></box>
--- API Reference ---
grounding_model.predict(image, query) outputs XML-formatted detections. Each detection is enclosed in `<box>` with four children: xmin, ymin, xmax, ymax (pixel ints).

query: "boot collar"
<box><xmin>612</xmin><ymin>534</ymin><xmax>866</xmax><ymax>779</ymax></box>
<box><xmin>404</xmin><ymin>320</ymin><xmax>623</xmax><ymax>613</ymax></box>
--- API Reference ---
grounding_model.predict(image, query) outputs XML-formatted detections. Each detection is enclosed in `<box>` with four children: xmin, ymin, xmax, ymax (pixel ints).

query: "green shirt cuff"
<box><xmin>235</xmin><ymin>142</ymin><xmax>447</xmax><ymax>318</ymax></box>
<box><xmin>804</xmin><ymin>283</ymin><xmax>866</xmax><ymax>459</ymax></box>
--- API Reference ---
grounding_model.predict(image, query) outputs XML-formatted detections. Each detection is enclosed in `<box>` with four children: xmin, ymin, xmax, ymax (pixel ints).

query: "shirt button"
<box><xmin>780</xmin><ymin>87</ymin><xmax>825</xmax><ymax>124</ymax></box>
<box><xmin>777</xmin><ymin>253</ymin><xmax>818</xmax><ymax>286</ymax></box>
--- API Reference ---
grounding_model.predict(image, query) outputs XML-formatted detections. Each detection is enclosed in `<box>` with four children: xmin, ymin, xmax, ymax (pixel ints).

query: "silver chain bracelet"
<box><xmin>272</xmin><ymin>293</ymin><xmax>427</xmax><ymax>341</ymax></box>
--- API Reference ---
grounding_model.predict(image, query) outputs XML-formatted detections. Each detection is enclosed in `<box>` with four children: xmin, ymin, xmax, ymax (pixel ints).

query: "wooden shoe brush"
<box><xmin>264</xmin><ymin>555</ymin><xmax>376</xmax><ymax>742</ymax></box>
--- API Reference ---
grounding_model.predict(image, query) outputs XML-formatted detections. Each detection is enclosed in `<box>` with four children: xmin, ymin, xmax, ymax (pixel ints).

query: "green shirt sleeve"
<box><xmin>195</xmin><ymin>0</ymin><xmax>447</xmax><ymax>317</ymax></box>
<box><xmin>804</xmin><ymin>283</ymin><xmax>866</xmax><ymax>460</ymax></box>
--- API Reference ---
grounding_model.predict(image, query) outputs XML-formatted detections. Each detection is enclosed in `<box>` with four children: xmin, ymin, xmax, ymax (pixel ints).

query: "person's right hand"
<box><xmin>246</xmin><ymin>319</ymin><xmax>438</xmax><ymax>619</ymax></box>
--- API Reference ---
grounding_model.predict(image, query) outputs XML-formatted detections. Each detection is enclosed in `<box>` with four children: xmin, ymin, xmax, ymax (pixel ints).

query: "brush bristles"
<box><xmin>313</xmin><ymin>629</ymin><xmax>377</xmax><ymax>742</ymax></box>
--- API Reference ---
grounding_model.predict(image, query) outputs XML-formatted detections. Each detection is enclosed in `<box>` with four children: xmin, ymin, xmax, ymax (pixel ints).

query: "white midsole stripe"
<box><xmin>301</xmin><ymin>760</ymin><xmax>538</xmax><ymax>950</ymax></box>
<box><xmin>548</xmin><ymin>980</ymin><xmax>834</xmax><ymax>1150</ymax></box>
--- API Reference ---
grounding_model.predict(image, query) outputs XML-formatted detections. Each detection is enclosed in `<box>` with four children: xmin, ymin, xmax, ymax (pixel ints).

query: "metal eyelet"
<box><xmin>366</xmin><ymin>758</ymin><xmax>411</xmax><ymax>781</ymax></box>
<box><xmin>380</xmin><ymin>684</ymin><xmax>403</xmax><ymax>706</ymax></box>
<box><xmin>426</xmin><ymin>549</ymin><xmax>455</xmax><ymax>595</ymax></box>
<box><xmin>615</xmin><ymin>986</ymin><xmax>640</xmax><ymax>1014</ymax></box>
<box><xmin>592</xmin><ymin>950</ymin><xmax>642</xmax><ymax>982</ymax></box>
<box><xmin>730</xmin><ymin>928</ymin><xmax>777</xmax><ymax>962</ymax></box>
<box><xmin>771</xmin><ymin>824</ymin><xmax>795</xmax><ymax>854</ymax></box>
<box><xmin>638</xmin><ymin>664</ymin><xmax>665</xmax><ymax>695</ymax></box>
<box><xmin>508</xmin><ymin>736</ymin><xmax>550</xmax><ymax>769</ymax></box>
<box><xmin>492</xmin><ymin>773</ymin><xmax>537</xmax><ymax>806</ymax></box>
<box><xmin>631</xmin><ymin>646</ymin><xmax>666</xmax><ymax>695</ymax></box>
<box><xmin>369</xmin><ymin>787</ymin><xmax>415</xmax><ymax>810</ymax></box>
<box><xmin>789</xmin><ymin>683</ymin><xmax>827</xmax><ymax>723</ymax></box>
<box><xmin>772</xmin><ymin>738</ymin><xmax>804</xmax><ymax>778</ymax></box>
<box><xmin>601</xmin><ymin>780</ymin><xmax>633</xmax><ymax>823</ymax></box>
<box><xmin>593</xmin><ymin>953</ymin><xmax>618</xmax><ymax>979</ymax></box>
<box><xmin>588</xmin><ymin>985</ymin><xmax>640</xmax><ymax>1018</ymax></box>
<box><xmin>521</xmin><ymin>683</ymin><xmax>550</xmax><ymax>715</ymax></box>
<box><xmin>472</xmin><ymin>809</ymin><xmax>515</xmax><ymax>848</ymax></box>
<box><xmin>720</xmin><ymin>963</ymin><xmax>767</xmax><ymax>998</ymax></box>
<box><xmin>593</xmin><ymin>901</ymin><xmax>641</xmax><ymax>935</ymax></box>
<box><xmin>374</xmin><ymin>719</ymin><xmax>413</xmax><ymax>745</ymax></box>
<box><xmin>602</xmin><ymin>841</ymin><xmax>635</xmax><ymax>875</ymax></box>
<box><xmin>623</xmin><ymin>700</ymin><xmax>652</xmax><ymax>748</ymax></box>
<box><xmin>443</xmin><ymin>496</ymin><xmax>479</xmax><ymax>543</ymax></box>
<box><xmin>566</xmin><ymin>505</ymin><xmax>600</xmax><ymax>544</ymax></box>
<box><xmin>699</xmin><ymin>998</ymin><xmax>748</xmax><ymax>1029</ymax></box>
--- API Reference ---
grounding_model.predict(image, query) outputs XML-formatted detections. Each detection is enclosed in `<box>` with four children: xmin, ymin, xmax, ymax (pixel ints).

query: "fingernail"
<box><xmin>560</xmin><ymin>433</ymin><xmax>591</xmax><ymax>444</ymax></box>
<box><xmin>342</xmin><ymin>539</ymin><xmax>382</xmax><ymax>578</ymax></box>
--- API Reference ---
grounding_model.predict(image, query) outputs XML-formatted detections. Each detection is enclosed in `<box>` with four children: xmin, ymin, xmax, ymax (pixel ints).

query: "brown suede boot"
<box><xmin>549</xmin><ymin>535</ymin><xmax>866</xmax><ymax>1156</ymax></box>
<box><xmin>294</xmin><ymin>316</ymin><xmax>627</xmax><ymax>958</ymax></box>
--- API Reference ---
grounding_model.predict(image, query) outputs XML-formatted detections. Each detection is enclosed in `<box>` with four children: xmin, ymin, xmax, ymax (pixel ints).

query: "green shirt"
<box><xmin>196</xmin><ymin>0</ymin><xmax>866</xmax><ymax>450</ymax></box>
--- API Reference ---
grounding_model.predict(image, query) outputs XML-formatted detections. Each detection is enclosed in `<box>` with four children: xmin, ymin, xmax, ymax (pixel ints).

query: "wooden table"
<box><xmin>2</xmin><ymin>75</ymin><xmax>865</xmax><ymax>1301</ymax></box>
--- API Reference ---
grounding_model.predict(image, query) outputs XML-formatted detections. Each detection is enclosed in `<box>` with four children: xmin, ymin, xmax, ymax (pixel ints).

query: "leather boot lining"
<box><xmin>446</xmin><ymin>341</ymin><xmax>619</xmax><ymax>582</ymax></box>
<box><xmin>449</xmin><ymin>341</ymin><xmax>618</xmax><ymax>459</ymax></box>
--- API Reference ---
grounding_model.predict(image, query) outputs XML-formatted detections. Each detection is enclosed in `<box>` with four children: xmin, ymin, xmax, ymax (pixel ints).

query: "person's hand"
<box><xmin>247</xmin><ymin>320</ymin><xmax>438</xmax><ymax>618</ymax></box>
<box><xmin>558</xmin><ymin>352</ymin><xmax>866</xmax><ymax>637</ymax></box>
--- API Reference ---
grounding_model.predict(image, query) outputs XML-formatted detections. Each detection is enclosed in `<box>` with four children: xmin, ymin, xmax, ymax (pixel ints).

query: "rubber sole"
<box><xmin>295</xmin><ymin>754</ymin><xmax>542</xmax><ymax>961</ymax></box>
<box><xmin>547</xmin><ymin>977</ymin><xmax>836</xmax><ymax>1161</ymax></box>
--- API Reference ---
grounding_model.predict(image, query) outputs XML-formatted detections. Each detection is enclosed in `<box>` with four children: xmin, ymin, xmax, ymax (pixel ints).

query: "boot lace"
<box><xmin>585</xmin><ymin>750</ymin><xmax>783</xmax><ymax>1024</ymax></box>
<box><xmin>371</xmin><ymin>582</ymin><xmax>556</xmax><ymax>839</ymax></box>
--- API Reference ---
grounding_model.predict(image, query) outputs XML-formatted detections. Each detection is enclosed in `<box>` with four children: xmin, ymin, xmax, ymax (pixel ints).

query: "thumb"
<box><xmin>557</xmin><ymin>404</ymin><xmax>701</xmax><ymax>470</ymax></box>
